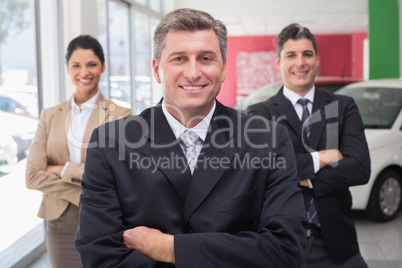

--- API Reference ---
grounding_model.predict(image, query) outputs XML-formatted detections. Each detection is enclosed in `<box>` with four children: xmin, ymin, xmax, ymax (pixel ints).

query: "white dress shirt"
<box><xmin>162</xmin><ymin>100</ymin><xmax>216</xmax><ymax>158</ymax></box>
<box><xmin>62</xmin><ymin>90</ymin><xmax>100</xmax><ymax>176</ymax></box>
<box><xmin>282</xmin><ymin>86</ymin><xmax>320</xmax><ymax>175</ymax></box>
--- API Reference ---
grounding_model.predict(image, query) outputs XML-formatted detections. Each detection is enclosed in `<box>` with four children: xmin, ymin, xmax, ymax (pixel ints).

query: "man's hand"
<box><xmin>318</xmin><ymin>149</ymin><xmax>343</xmax><ymax>168</ymax></box>
<box><xmin>123</xmin><ymin>226</ymin><xmax>175</xmax><ymax>264</ymax></box>
<box><xmin>299</xmin><ymin>179</ymin><xmax>310</xmax><ymax>187</ymax></box>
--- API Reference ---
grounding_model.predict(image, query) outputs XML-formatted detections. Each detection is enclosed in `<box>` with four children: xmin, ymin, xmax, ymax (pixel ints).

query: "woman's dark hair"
<box><xmin>65</xmin><ymin>35</ymin><xmax>105</xmax><ymax>64</ymax></box>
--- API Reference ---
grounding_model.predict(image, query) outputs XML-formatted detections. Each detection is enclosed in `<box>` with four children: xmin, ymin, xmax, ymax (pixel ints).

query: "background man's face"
<box><xmin>153</xmin><ymin>29</ymin><xmax>226</xmax><ymax>121</ymax></box>
<box><xmin>275</xmin><ymin>38</ymin><xmax>319</xmax><ymax>95</ymax></box>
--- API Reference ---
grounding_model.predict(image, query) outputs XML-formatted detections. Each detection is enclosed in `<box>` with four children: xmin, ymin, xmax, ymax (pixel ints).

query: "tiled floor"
<box><xmin>29</xmin><ymin>210</ymin><xmax>402</xmax><ymax>268</ymax></box>
<box><xmin>355</xmin><ymin>210</ymin><xmax>402</xmax><ymax>268</ymax></box>
<box><xmin>28</xmin><ymin>252</ymin><xmax>50</xmax><ymax>268</ymax></box>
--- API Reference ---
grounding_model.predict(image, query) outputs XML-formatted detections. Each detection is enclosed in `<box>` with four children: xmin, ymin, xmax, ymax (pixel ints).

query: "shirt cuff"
<box><xmin>310</xmin><ymin>151</ymin><xmax>320</xmax><ymax>173</ymax></box>
<box><xmin>61</xmin><ymin>162</ymin><xmax>69</xmax><ymax>177</ymax></box>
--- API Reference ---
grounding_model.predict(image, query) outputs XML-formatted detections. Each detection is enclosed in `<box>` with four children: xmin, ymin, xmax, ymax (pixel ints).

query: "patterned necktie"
<box><xmin>297</xmin><ymin>98</ymin><xmax>320</xmax><ymax>227</ymax></box>
<box><xmin>297</xmin><ymin>98</ymin><xmax>311</xmax><ymax>144</ymax></box>
<box><xmin>180</xmin><ymin>129</ymin><xmax>199</xmax><ymax>174</ymax></box>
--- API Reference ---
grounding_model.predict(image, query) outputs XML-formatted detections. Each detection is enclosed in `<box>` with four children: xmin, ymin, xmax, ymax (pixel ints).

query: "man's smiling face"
<box><xmin>276</xmin><ymin>38</ymin><xmax>319</xmax><ymax>96</ymax></box>
<box><xmin>152</xmin><ymin>29</ymin><xmax>226</xmax><ymax>123</ymax></box>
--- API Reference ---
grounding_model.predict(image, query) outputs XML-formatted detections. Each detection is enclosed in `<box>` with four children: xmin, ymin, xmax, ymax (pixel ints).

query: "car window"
<box><xmin>337</xmin><ymin>87</ymin><xmax>402</xmax><ymax>128</ymax></box>
<box><xmin>316</xmin><ymin>84</ymin><xmax>348</xmax><ymax>93</ymax></box>
<box><xmin>0</xmin><ymin>96</ymin><xmax>19</xmax><ymax>114</ymax></box>
<box><xmin>6</xmin><ymin>92</ymin><xmax>39</xmax><ymax>119</ymax></box>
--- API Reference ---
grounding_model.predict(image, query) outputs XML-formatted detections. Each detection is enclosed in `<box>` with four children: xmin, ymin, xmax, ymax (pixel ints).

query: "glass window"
<box><xmin>149</xmin><ymin>0</ymin><xmax>162</xmax><ymax>12</ymax></box>
<box><xmin>134</xmin><ymin>0</ymin><xmax>147</xmax><ymax>5</ymax></box>
<box><xmin>0</xmin><ymin>0</ymin><xmax>43</xmax><ymax>266</ymax></box>
<box><xmin>97</xmin><ymin>0</ymin><xmax>109</xmax><ymax>99</ymax></box>
<box><xmin>133</xmin><ymin>11</ymin><xmax>152</xmax><ymax>114</ymax></box>
<box><xmin>97</xmin><ymin>0</ymin><xmax>165</xmax><ymax>114</ymax></box>
<box><xmin>108</xmin><ymin>0</ymin><xmax>132</xmax><ymax>109</ymax></box>
<box><xmin>151</xmin><ymin>17</ymin><xmax>162</xmax><ymax>104</ymax></box>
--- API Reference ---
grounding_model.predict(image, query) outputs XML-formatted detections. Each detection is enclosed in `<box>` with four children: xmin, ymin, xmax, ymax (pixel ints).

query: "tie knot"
<box><xmin>297</xmin><ymin>98</ymin><xmax>310</xmax><ymax>108</ymax></box>
<box><xmin>180</xmin><ymin>130</ymin><xmax>199</xmax><ymax>148</ymax></box>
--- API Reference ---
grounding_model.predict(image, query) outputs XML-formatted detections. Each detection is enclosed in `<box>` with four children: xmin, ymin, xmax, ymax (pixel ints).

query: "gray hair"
<box><xmin>153</xmin><ymin>8</ymin><xmax>227</xmax><ymax>63</ymax></box>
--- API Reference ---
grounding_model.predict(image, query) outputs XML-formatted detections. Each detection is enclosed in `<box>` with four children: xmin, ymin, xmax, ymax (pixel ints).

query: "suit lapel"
<box><xmin>272</xmin><ymin>89</ymin><xmax>304</xmax><ymax>142</ymax></box>
<box><xmin>183</xmin><ymin>102</ymin><xmax>237</xmax><ymax>224</ymax></box>
<box><xmin>140</xmin><ymin>102</ymin><xmax>237</xmax><ymax>220</ymax></box>
<box><xmin>141</xmin><ymin>104</ymin><xmax>192</xmax><ymax>202</ymax></box>
<box><xmin>309</xmin><ymin>90</ymin><xmax>330</xmax><ymax>149</ymax></box>
<box><xmin>54</xmin><ymin>93</ymin><xmax>113</xmax><ymax>164</ymax></box>
<box><xmin>54</xmin><ymin>101</ymin><xmax>71</xmax><ymax>163</ymax></box>
<box><xmin>273</xmin><ymin>89</ymin><xmax>330</xmax><ymax>150</ymax></box>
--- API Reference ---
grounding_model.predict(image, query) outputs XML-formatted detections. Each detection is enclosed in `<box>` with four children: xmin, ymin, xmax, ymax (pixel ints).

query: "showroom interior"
<box><xmin>0</xmin><ymin>0</ymin><xmax>401</xmax><ymax>267</ymax></box>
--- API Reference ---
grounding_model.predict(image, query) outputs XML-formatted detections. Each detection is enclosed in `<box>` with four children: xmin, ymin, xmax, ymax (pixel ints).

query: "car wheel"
<box><xmin>366</xmin><ymin>170</ymin><xmax>402</xmax><ymax>221</ymax></box>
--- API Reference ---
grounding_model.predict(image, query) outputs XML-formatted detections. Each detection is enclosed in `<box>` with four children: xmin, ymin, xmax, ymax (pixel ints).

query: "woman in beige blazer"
<box><xmin>26</xmin><ymin>35</ymin><xmax>131</xmax><ymax>268</ymax></box>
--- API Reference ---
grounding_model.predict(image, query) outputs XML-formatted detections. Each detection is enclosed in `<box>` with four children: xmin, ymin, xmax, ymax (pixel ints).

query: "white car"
<box><xmin>0</xmin><ymin>132</ymin><xmax>18</xmax><ymax>175</ymax></box>
<box><xmin>337</xmin><ymin>79</ymin><xmax>402</xmax><ymax>221</ymax></box>
<box><xmin>235</xmin><ymin>76</ymin><xmax>360</xmax><ymax>112</ymax></box>
<box><xmin>0</xmin><ymin>111</ymin><xmax>37</xmax><ymax>159</ymax></box>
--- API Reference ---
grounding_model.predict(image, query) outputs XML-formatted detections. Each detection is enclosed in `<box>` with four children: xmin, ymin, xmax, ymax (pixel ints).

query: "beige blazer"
<box><xmin>25</xmin><ymin>92</ymin><xmax>131</xmax><ymax>221</ymax></box>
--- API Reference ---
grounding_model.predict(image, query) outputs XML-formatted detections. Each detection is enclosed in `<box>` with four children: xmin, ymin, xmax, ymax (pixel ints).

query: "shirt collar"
<box><xmin>71</xmin><ymin>90</ymin><xmax>100</xmax><ymax>111</ymax></box>
<box><xmin>162</xmin><ymin>100</ymin><xmax>216</xmax><ymax>142</ymax></box>
<box><xmin>283</xmin><ymin>86</ymin><xmax>315</xmax><ymax>106</ymax></box>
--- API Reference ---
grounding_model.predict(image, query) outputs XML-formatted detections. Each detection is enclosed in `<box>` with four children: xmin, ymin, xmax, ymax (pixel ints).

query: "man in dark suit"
<box><xmin>75</xmin><ymin>9</ymin><xmax>307</xmax><ymax>267</ymax></box>
<box><xmin>246</xmin><ymin>23</ymin><xmax>370</xmax><ymax>267</ymax></box>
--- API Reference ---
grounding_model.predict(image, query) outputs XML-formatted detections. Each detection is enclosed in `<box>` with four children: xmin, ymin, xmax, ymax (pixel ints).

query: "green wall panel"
<box><xmin>369</xmin><ymin>0</ymin><xmax>399</xmax><ymax>79</ymax></box>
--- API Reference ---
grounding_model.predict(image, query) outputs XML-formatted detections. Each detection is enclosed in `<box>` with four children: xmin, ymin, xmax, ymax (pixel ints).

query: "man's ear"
<box><xmin>221</xmin><ymin>62</ymin><xmax>226</xmax><ymax>83</ymax></box>
<box><xmin>152</xmin><ymin>59</ymin><xmax>161</xmax><ymax>83</ymax></box>
<box><xmin>275</xmin><ymin>55</ymin><xmax>281</xmax><ymax>70</ymax></box>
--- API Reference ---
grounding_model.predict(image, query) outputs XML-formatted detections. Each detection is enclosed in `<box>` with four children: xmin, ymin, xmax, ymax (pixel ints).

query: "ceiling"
<box><xmin>174</xmin><ymin>0</ymin><xmax>368</xmax><ymax>36</ymax></box>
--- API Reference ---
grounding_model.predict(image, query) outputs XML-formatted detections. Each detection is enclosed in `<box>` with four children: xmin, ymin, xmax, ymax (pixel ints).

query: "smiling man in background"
<box><xmin>247</xmin><ymin>23</ymin><xmax>370</xmax><ymax>267</ymax></box>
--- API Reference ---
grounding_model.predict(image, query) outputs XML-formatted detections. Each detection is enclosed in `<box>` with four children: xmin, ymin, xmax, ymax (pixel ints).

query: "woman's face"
<box><xmin>67</xmin><ymin>48</ymin><xmax>105</xmax><ymax>101</ymax></box>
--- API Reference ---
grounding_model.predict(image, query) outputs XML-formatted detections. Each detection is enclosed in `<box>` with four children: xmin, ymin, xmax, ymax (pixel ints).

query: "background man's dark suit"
<box><xmin>75</xmin><ymin>100</ymin><xmax>307</xmax><ymax>267</ymax></box>
<box><xmin>246</xmin><ymin>88</ymin><xmax>370</xmax><ymax>262</ymax></box>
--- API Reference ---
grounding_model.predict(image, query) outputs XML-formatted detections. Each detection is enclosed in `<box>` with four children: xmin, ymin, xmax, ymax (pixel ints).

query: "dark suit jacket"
<box><xmin>246</xmin><ymin>88</ymin><xmax>370</xmax><ymax>262</ymax></box>
<box><xmin>75</xmin><ymin>100</ymin><xmax>307</xmax><ymax>267</ymax></box>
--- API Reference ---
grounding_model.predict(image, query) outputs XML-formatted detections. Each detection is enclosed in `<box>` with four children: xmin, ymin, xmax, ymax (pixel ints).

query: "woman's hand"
<box><xmin>46</xmin><ymin>165</ymin><xmax>65</xmax><ymax>177</ymax></box>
